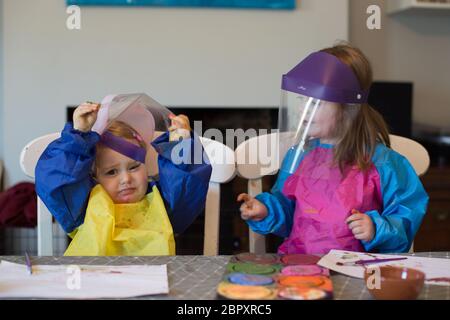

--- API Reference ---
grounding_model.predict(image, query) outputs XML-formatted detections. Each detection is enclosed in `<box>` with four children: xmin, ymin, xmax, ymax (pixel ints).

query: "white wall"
<box><xmin>2</xmin><ymin>0</ymin><xmax>348</xmax><ymax>187</ymax></box>
<box><xmin>350</xmin><ymin>0</ymin><xmax>450</xmax><ymax>128</ymax></box>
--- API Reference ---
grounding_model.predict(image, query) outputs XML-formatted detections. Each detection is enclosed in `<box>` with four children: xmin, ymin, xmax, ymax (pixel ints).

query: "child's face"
<box><xmin>95</xmin><ymin>145</ymin><xmax>148</xmax><ymax>203</ymax></box>
<box><xmin>303</xmin><ymin>101</ymin><xmax>340</xmax><ymax>142</ymax></box>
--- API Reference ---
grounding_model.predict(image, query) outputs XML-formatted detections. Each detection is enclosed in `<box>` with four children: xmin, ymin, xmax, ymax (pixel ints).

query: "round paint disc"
<box><xmin>281</xmin><ymin>265</ymin><xmax>324</xmax><ymax>276</ymax></box>
<box><xmin>278</xmin><ymin>287</ymin><xmax>327</xmax><ymax>300</ymax></box>
<box><xmin>217</xmin><ymin>282</ymin><xmax>276</xmax><ymax>300</ymax></box>
<box><xmin>235</xmin><ymin>253</ymin><xmax>279</xmax><ymax>265</ymax></box>
<box><xmin>277</xmin><ymin>275</ymin><xmax>326</xmax><ymax>288</ymax></box>
<box><xmin>228</xmin><ymin>263</ymin><xmax>279</xmax><ymax>275</ymax></box>
<box><xmin>280</xmin><ymin>254</ymin><xmax>321</xmax><ymax>266</ymax></box>
<box><xmin>227</xmin><ymin>273</ymin><xmax>274</xmax><ymax>286</ymax></box>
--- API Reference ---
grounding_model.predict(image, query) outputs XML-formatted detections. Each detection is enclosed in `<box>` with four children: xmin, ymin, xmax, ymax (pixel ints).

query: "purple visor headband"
<box><xmin>282</xmin><ymin>51</ymin><xmax>369</xmax><ymax>104</ymax></box>
<box><xmin>99</xmin><ymin>131</ymin><xmax>146</xmax><ymax>164</ymax></box>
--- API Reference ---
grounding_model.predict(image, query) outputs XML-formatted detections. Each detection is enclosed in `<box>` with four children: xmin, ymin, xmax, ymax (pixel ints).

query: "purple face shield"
<box><xmin>91</xmin><ymin>93</ymin><xmax>173</xmax><ymax>175</ymax></box>
<box><xmin>99</xmin><ymin>131</ymin><xmax>146</xmax><ymax>164</ymax></box>
<box><xmin>278</xmin><ymin>51</ymin><xmax>368</xmax><ymax>174</ymax></box>
<box><xmin>281</xmin><ymin>51</ymin><xmax>368</xmax><ymax>104</ymax></box>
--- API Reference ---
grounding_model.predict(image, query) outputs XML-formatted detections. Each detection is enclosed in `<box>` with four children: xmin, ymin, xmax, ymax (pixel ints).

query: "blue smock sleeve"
<box><xmin>246</xmin><ymin>148</ymin><xmax>298</xmax><ymax>238</ymax></box>
<box><xmin>35</xmin><ymin>123</ymin><xmax>99</xmax><ymax>233</ymax></box>
<box><xmin>363</xmin><ymin>145</ymin><xmax>429</xmax><ymax>253</ymax></box>
<box><xmin>151</xmin><ymin>131</ymin><xmax>212</xmax><ymax>234</ymax></box>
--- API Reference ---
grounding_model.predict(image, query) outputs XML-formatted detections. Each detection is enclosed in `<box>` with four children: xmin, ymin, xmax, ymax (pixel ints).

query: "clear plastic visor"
<box><xmin>278</xmin><ymin>90</ymin><xmax>324</xmax><ymax>174</ymax></box>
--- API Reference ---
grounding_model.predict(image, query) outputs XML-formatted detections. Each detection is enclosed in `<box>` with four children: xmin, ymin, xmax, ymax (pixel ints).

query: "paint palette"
<box><xmin>216</xmin><ymin>253</ymin><xmax>333</xmax><ymax>300</ymax></box>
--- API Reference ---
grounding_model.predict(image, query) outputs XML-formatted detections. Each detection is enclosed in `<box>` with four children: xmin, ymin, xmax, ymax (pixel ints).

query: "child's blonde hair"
<box><xmin>94</xmin><ymin>120</ymin><xmax>147</xmax><ymax>174</ymax></box>
<box><xmin>320</xmin><ymin>43</ymin><xmax>391</xmax><ymax>172</ymax></box>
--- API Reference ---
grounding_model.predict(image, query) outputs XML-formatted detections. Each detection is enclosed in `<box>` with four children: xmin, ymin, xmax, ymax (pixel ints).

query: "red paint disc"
<box><xmin>281</xmin><ymin>265</ymin><xmax>324</xmax><ymax>276</ymax></box>
<box><xmin>235</xmin><ymin>253</ymin><xmax>279</xmax><ymax>265</ymax></box>
<box><xmin>280</xmin><ymin>254</ymin><xmax>321</xmax><ymax>266</ymax></box>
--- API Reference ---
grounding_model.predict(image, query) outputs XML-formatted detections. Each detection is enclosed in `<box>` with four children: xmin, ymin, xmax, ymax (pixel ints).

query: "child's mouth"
<box><xmin>118</xmin><ymin>188</ymin><xmax>136</xmax><ymax>197</ymax></box>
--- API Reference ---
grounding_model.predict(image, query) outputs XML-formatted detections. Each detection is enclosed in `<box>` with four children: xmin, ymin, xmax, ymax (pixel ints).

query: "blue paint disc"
<box><xmin>227</xmin><ymin>273</ymin><xmax>274</xmax><ymax>286</ymax></box>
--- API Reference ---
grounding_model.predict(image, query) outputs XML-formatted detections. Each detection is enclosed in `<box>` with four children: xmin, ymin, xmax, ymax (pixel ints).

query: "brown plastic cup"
<box><xmin>364</xmin><ymin>265</ymin><xmax>425</xmax><ymax>300</ymax></box>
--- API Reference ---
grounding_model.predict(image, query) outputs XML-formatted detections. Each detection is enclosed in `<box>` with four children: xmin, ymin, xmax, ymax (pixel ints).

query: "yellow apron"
<box><xmin>64</xmin><ymin>184</ymin><xmax>175</xmax><ymax>256</ymax></box>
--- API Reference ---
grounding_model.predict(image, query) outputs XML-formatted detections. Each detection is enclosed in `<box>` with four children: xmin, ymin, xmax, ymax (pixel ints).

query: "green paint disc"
<box><xmin>228</xmin><ymin>263</ymin><xmax>279</xmax><ymax>275</ymax></box>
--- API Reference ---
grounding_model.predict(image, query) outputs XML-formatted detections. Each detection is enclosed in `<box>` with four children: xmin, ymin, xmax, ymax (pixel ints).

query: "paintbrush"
<box><xmin>24</xmin><ymin>251</ymin><xmax>33</xmax><ymax>275</ymax></box>
<box><xmin>336</xmin><ymin>257</ymin><xmax>408</xmax><ymax>266</ymax></box>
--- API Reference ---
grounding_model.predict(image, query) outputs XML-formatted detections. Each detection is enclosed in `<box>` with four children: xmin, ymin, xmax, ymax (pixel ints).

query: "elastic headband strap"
<box><xmin>99</xmin><ymin>131</ymin><xmax>146</xmax><ymax>164</ymax></box>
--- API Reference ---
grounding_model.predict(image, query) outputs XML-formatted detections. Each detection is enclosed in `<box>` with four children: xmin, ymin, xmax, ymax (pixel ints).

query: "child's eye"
<box><xmin>105</xmin><ymin>169</ymin><xmax>118</xmax><ymax>176</ymax></box>
<box><xmin>129</xmin><ymin>163</ymin><xmax>141</xmax><ymax>171</ymax></box>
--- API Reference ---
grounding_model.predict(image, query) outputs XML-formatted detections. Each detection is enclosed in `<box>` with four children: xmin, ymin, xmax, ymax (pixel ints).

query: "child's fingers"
<box><xmin>351</xmin><ymin>226</ymin><xmax>365</xmax><ymax>235</ymax></box>
<box><xmin>346</xmin><ymin>213</ymin><xmax>365</xmax><ymax>224</ymax></box>
<box><xmin>176</xmin><ymin>114</ymin><xmax>189</xmax><ymax>123</ymax></box>
<box><xmin>240</xmin><ymin>205</ymin><xmax>253</xmax><ymax>220</ymax></box>
<box><xmin>171</xmin><ymin>118</ymin><xmax>188</xmax><ymax>129</ymax></box>
<box><xmin>354</xmin><ymin>232</ymin><xmax>369</xmax><ymax>241</ymax></box>
<box><xmin>76</xmin><ymin>104</ymin><xmax>99</xmax><ymax>116</ymax></box>
<box><xmin>240</xmin><ymin>206</ymin><xmax>260</xmax><ymax>221</ymax></box>
<box><xmin>237</xmin><ymin>193</ymin><xmax>251</xmax><ymax>203</ymax></box>
<box><xmin>170</xmin><ymin>114</ymin><xmax>191</xmax><ymax>130</ymax></box>
<box><xmin>348</xmin><ymin>220</ymin><xmax>363</xmax><ymax>231</ymax></box>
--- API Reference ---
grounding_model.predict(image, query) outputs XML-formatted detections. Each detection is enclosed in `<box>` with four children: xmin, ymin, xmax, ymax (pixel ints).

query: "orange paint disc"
<box><xmin>277</xmin><ymin>275</ymin><xmax>326</xmax><ymax>288</ymax></box>
<box><xmin>217</xmin><ymin>282</ymin><xmax>276</xmax><ymax>300</ymax></box>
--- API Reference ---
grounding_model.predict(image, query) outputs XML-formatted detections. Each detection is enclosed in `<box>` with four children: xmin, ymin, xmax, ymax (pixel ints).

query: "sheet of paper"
<box><xmin>318</xmin><ymin>250</ymin><xmax>450</xmax><ymax>286</ymax></box>
<box><xmin>0</xmin><ymin>260</ymin><xmax>169</xmax><ymax>298</ymax></box>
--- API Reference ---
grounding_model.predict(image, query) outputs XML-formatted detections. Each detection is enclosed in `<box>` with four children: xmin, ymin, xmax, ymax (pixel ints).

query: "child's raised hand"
<box><xmin>346</xmin><ymin>209</ymin><xmax>375</xmax><ymax>242</ymax></box>
<box><xmin>237</xmin><ymin>193</ymin><xmax>268</xmax><ymax>221</ymax></box>
<box><xmin>169</xmin><ymin>114</ymin><xmax>191</xmax><ymax>141</ymax></box>
<box><xmin>73</xmin><ymin>102</ymin><xmax>100</xmax><ymax>132</ymax></box>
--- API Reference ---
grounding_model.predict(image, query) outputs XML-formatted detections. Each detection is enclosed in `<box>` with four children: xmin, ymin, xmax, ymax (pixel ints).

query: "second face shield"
<box><xmin>278</xmin><ymin>51</ymin><xmax>369</xmax><ymax>174</ymax></box>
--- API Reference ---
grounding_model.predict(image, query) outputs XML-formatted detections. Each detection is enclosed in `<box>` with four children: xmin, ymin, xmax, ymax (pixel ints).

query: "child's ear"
<box><xmin>91</xmin><ymin>172</ymin><xmax>98</xmax><ymax>182</ymax></box>
<box><xmin>90</xmin><ymin>164</ymin><xmax>98</xmax><ymax>181</ymax></box>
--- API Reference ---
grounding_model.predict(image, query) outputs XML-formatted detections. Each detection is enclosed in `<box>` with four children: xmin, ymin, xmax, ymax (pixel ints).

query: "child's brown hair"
<box><xmin>320</xmin><ymin>43</ymin><xmax>391</xmax><ymax>172</ymax></box>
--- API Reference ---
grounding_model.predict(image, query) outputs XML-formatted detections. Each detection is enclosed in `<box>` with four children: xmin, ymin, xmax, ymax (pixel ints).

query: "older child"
<box><xmin>238</xmin><ymin>45</ymin><xmax>428</xmax><ymax>254</ymax></box>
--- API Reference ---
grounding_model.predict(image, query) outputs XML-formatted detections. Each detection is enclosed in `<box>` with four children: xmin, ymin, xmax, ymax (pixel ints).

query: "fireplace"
<box><xmin>65</xmin><ymin>81</ymin><xmax>413</xmax><ymax>254</ymax></box>
<box><xmin>67</xmin><ymin>106</ymin><xmax>282</xmax><ymax>254</ymax></box>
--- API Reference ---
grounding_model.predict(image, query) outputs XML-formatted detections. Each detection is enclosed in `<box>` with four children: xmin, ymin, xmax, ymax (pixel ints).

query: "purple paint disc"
<box><xmin>227</xmin><ymin>273</ymin><xmax>274</xmax><ymax>286</ymax></box>
<box><xmin>280</xmin><ymin>254</ymin><xmax>321</xmax><ymax>266</ymax></box>
<box><xmin>235</xmin><ymin>253</ymin><xmax>279</xmax><ymax>265</ymax></box>
<box><xmin>281</xmin><ymin>265</ymin><xmax>324</xmax><ymax>276</ymax></box>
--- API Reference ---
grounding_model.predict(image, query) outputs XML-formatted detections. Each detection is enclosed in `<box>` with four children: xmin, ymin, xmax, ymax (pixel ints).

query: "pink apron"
<box><xmin>280</xmin><ymin>146</ymin><xmax>382</xmax><ymax>255</ymax></box>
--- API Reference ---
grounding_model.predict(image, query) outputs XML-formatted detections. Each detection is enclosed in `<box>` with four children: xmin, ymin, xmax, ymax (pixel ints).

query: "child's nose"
<box><xmin>120</xmin><ymin>171</ymin><xmax>132</xmax><ymax>184</ymax></box>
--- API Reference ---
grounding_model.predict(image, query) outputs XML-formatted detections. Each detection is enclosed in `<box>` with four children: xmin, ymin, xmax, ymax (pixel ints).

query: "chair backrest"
<box><xmin>198</xmin><ymin>136</ymin><xmax>236</xmax><ymax>255</ymax></box>
<box><xmin>20</xmin><ymin>132</ymin><xmax>236</xmax><ymax>256</ymax></box>
<box><xmin>235</xmin><ymin>133</ymin><xmax>430</xmax><ymax>253</ymax></box>
<box><xmin>389</xmin><ymin>134</ymin><xmax>430</xmax><ymax>177</ymax></box>
<box><xmin>20</xmin><ymin>133</ymin><xmax>61</xmax><ymax>256</ymax></box>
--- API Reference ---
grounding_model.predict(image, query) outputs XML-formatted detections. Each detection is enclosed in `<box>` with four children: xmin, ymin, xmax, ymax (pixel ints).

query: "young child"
<box><xmin>237</xmin><ymin>44</ymin><xmax>429</xmax><ymax>254</ymax></box>
<box><xmin>35</xmin><ymin>94</ymin><xmax>212</xmax><ymax>256</ymax></box>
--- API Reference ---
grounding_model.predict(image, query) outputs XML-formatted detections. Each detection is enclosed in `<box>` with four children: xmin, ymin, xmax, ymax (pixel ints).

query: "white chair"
<box><xmin>389</xmin><ymin>134</ymin><xmax>430</xmax><ymax>176</ymax></box>
<box><xmin>20</xmin><ymin>132</ymin><xmax>236</xmax><ymax>256</ymax></box>
<box><xmin>235</xmin><ymin>133</ymin><xmax>430</xmax><ymax>253</ymax></box>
